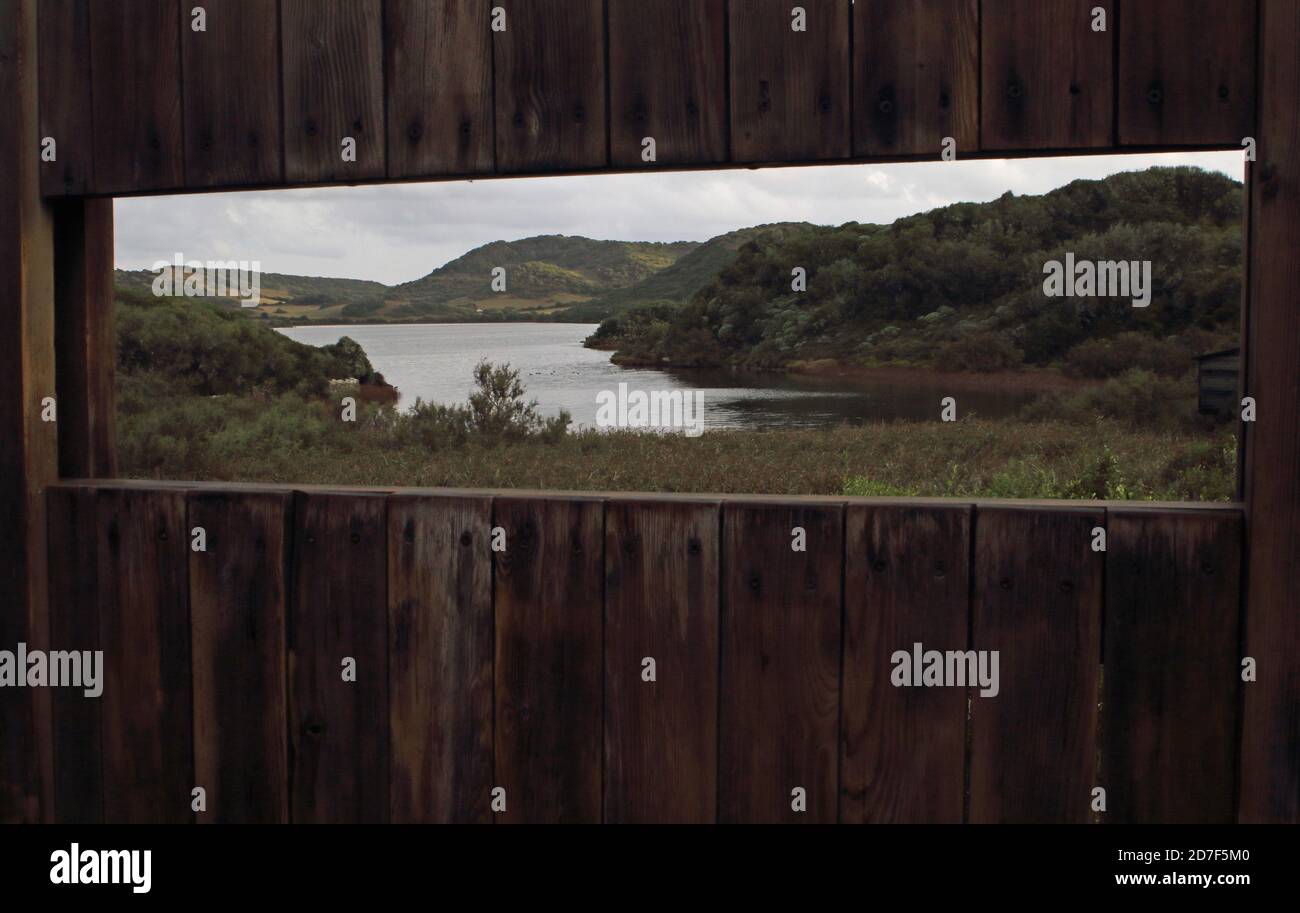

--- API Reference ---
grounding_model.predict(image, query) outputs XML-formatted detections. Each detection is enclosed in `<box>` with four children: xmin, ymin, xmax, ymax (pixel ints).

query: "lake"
<box><xmin>278</xmin><ymin>323</ymin><xmax>1036</xmax><ymax>431</ymax></box>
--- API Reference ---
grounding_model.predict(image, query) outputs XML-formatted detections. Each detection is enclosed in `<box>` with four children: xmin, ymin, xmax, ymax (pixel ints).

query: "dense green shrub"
<box><xmin>936</xmin><ymin>331</ymin><xmax>1023</xmax><ymax>372</ymax></box>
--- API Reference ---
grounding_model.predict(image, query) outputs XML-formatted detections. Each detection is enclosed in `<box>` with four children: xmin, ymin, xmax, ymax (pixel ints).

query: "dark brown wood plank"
<box><xmin>1118</xmin><ymin>0</ymin><xmax>1256</xmax><ymax>146</ymax></box>
<box><xmin>182</xmin><ymin>0</ymin><xmax>282</xmax><ymax>187</ymax></box>
<box><xmin>608</xmin><ymin>0</ymin><xmax>727</xmax><ymax>167</ymax></box>
<box><xmin>87</xmin><ymin>0</ymin><xmax>183</xmax><ymax>193</ymax></box>
<box><xmin>97</xmin><ymin>487</ymin><xmax>192</xmax><ymax>824</ymax></box>
<box><xmin>388</xmin><ymin>493</ymin><xmax>493</xmax><ymax>824</ymax></box>
<box><xmin>281</xmin><ymin>0</ymin><xmax>386</xmax><ymax>183</ymax></box>
<box><xmin>494</xmin><ymin>496</ymin><xmax>603</xmax><ymax>823</ymax></box>
<box><xmin>969</xmin><ymin>505</ymin><xmax>1103</xmax><ymax>823</ymax></box>
<box><xmin>729</xmin><ymin>0</ymin><xmax>851</xmax><ymax>163</ymax></box>
<box><xmin>604</xmin><ymin>499</ymin><xmax>719</xmax><ymax>823</ymax></box>
<box><xmin>841</xmin><ymin>503</ymin><xmax>969</xmax><ymax>824</ymax></box>
<box><xmin>385</xmin><ymin>0</ymin><xmax>494</xmax><ymax>178</ymax></box>
<box><xmin>493</xmin><ymin>0</ymin><xmax>607</xmax><ymax>172</ymax></box>
<box><xmin>1102</xmin><ymin>509</ymin><xmax>1241</xmax><ymax>824</ymax></box>
<box><xmin>981</xmin><ymin>0</ymin><xmax>1113</xmax><ymax>150</ymax></box>
<box><xmin>53</xmin><ymin>198</ymin><xmax>115</xmax><ymax>479</ymax></box>
<box><xmin>189</xmin><ymin>491</ymin><xmax>290</xmax><ymax>824</ymax></box>
<box><xmin>719</xmin><ymin>502</ymin><xmax>842</xmax><ymax>823</ymax></box>
<box><xmin>288</xmin><ymin>492</ymin><xmax>388</xmax><ymax>823</ymax></box>
<box><xmin>1239</xmin><ymin>0</ymin><xmax>1300</xmax><ymax>825</ymax></box>
<box><xmin>37</xmin><ymin>0</ymin><xmax>94</xmax><ymax>196</ymax></box>
<box><xmin>0</xmin><ymin>0</ymin><xmax>57</xmax><ymax>823</ymax></box>
<box><xmin>46</xmin><ymin>485</ymin><xmax>102</xmax><ymax>823</ymax></box>
<box><xmin>854</xmin><ymin>0</ymin><xmax>978</xmax><ymax>157</ymax></box>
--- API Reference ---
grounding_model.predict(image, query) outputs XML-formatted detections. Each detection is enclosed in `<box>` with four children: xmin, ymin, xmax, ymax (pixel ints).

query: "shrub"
<box><xmin>1064</xmin><ymin>332</ymin><xmax>1194</xmax><ymax>379</ymax></box>
<box><xmin>1020</xmin><ymin>368</ymin><xmax>1199</xmax><ymax>431</ymax></box>
<box><xmin>936</xmin><ymin>331</ymin><xmax>1023</xmax><ymax>372</ymax></box>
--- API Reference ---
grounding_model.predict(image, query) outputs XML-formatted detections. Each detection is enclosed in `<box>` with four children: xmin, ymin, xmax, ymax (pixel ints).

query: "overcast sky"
<box><xmin>115</xmin><ymin>151</ymin><xmax>1241</xmax><ymax>287</ymax></box>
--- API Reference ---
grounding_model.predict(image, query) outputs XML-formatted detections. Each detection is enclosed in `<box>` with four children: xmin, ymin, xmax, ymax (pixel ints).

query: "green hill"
<box><xmin>590</xmin><ymin>167</ymin><xmax>1243</xmax><ymax>375</ymax></box>
<box><xmin>388</xmin><ymin>234</ymin><xmax>697</xmax><ymax>319</ymax></box>
<box><xmin>564</xmin><ymin>224</ymin><xmax>805</xmax><ymax>323</ymax></box>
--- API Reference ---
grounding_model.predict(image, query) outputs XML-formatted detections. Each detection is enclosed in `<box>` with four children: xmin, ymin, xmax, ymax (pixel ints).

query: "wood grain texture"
<box><xmin>88</xmin><ymin>0</ymin><xmax>184</xmax><ymax>192</ymax></box>
<box><xmin>189</xmin><ymin>491</ymin><xmax>290</xmax><ymax>824</ymax></box>
<box><xmin>385</xmin><ymin>0</ymin><xmax>494</xmax><ymax>178</ymax></box>
<box><xmin>1102</xmin><ymin>509</ymin><xmax>1241</xmax><ymax>824</ymax></box>
<box><xmin>282</xmin><ymin>0</ymin><xmax>386</xmax><ymax>182</ymax></box>
<box><xmin>604</xmin><ymin>499</ymin><xmax>719</xmax><ymax>823</ymax></box>
<box><xmin>981</xmin><ymin>0</ymin><xmax>1113</xmax><ymax>150</ymax></box>
<box><xmin>494</xmin><ymin>496</ymin><xmax>603</xmax><ymax>823</ymax></box>
<box><xmin>288</xmin><ymin>492</ymin><xmax>389</xmax><ymax>823</ymax></box>
<box><xmin>37</xmin><ymin>0</ymin><xmax>94</xmax><ymax>195</ymax></box>
<box><xmin>97</xmin><ymin>488</ymin><xmax>193</xmax><ymax>824</ymax></box>
<box><xmin>730</xmin><ymin>0</ymin><xmax>851</xmax><ymax>163</ymax></box>
<box><xmin>854</xmin><ymin>0</ymin><xmax>978</xmax><ymax>157</ymax></box>
<box><xmin>494</xmin><ymin>0</ymin><xmax>607</xmax><ymax>172</ymax></box>
<box><xmin>388</xmin><ymin>493</ymin><xmax>493</xmax><ymax>823</ymax></box>
<box><xmin>53</xmin><ymin>198</ymin><xmax>115</xmax><ymax>479</ymax></box>
<box><xmin>182</xmin><ymin>0</ymin><xmax>282</xmax><ymax>187</ymax></box>
<box><xmin>1239</xmin><ymin>0</ymin><xmax>1300</xmax><ymax>825</ymax></box>
<box><xmin>0</xmin><ymin>0</ymin><xmax>56</xmax><ymax>824</ymax></box>
<box><xmin>969</xmin><ymin>506</ymin><xmax>1103</xmax><ymax>823</ymax></box>
<box><xmin>46</xmin><ymin>485</ymin><xmax>102</xmax><ymax>823</ymax></box>
<box><xmin>841</xmin><ymin>504</ymin><xmax>969</xmax><ymax>823</ymax></box>
<box><xmin>719</xmin><ymin>502</ymin><xmax>842</xmax><ymax>823</ymax></box>
<box><xmin>1118</xmin><ymin>0</ymin><xmax>1257</xmax><ymax>146</ymax></box>
<box><xmin>608</xmin><ymin>0</ymin><xmax>727</xmax><ymax>167</ymax></box>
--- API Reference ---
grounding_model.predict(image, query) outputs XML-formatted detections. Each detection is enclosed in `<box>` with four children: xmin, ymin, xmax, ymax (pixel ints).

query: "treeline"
<box><xmin>590</xmin><ymin>167</ymin><xmax>1242</xmax><ymax>374</ymax></box>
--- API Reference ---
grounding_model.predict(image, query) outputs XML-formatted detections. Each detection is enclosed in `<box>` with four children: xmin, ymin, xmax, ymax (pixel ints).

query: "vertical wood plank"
<box><xmin>729</xmin><ymin>0</ymin><xmax>851</xmax><ymax>163</ymax></box>
<box><xmin>88</xmin><ymin>0</ymin><xmax>184</xmax><ymax>192</ymax></box>
<box><xmin>604</xmin><ymin>499</ymin><xmax>719</xmax><ymax>823</ymax></box>
<box><xmin>289</xmin><ymin>492</ymin><xmax>389</xmax><ymax>823</ymax></box>
<box><xmin>969</xmin><ymin>505</ymin><xmax>1103</xmax><ymax>823</ymax></box>
<box><xmin>494</xmin><ymin>496</ymin><xmax>603</xmax><ymax>823</ymax></box>
<box><xmin>282</xmin><ymin>0</ymin><xmax>386</xmax><ymax>183</ymax></box>
<box><xmin>608</xmin><ymin>0</ymin><xmax>728</xmax><ymax>167</ymax></box>
<box><xmin>385</xmin><ymin>0</ymin><xmax>494</xmax><ymax>178</ymax></box>
<box><xmin>189</xmin><ymin>490</ymin><xmax>290</xmax><ymax>824</ymax></box>
<box><xmin>53</xmin><ymin>198</ymin><xmax>116</xmax><ymax>479</ymax></box>
<box><xmin>388</xmin><ymin>493</ymin><xmax>493</xmax><ymax>824</ymax></box>
<box><xmin>182</xmin><ymin>0</ymin><xmax>282</xmax><ymax>187</ymax></box>
<box><xmin>981</xmin><ymin>0</ymin><xmax>1113</xmax><ymax>150</ymax></box>
<box><xmin>1102</xmin><ymin>509</ymin><xmax>1241</xmax><ymax>824</ymax></box>
<box><xmin>1118</xmin><ymin>0</ymin><xmax>1256</xmax><ymax>146</ymax></box>
<box><xmin>97</xmin><ymin>487</ymin><xmax>192</xmax><ymax>824</ymax></box>
<box><xmin>854</xmin><ymin>0</ymin><xmax>979</xmax><ymax>157</ymax></box>
<box><xmin>37</xmin><ymin>0</ymin><xmax>94</xmax><ymax>196</ymax></box>
<box><xmin>493</xmin><ymin>0</ymin><xmax>607</xmax><ymax>172</ymax></box>
<box><xmin>1239</xmin><ymin>0</ymin><xmax>1300</xmax><ymax>825</ymax></box>
<box><xmin>46</xmin><ymin>486</ymin><xmax>102</xmax><ymax>823</ymax></box>
<box><xmin>719</xmin><ymin>502</ymin><xmax>842</xmax><ymax>823</ymax></box>
<box><xmin>841</xmin><ymin>503</ymin><xmax>969</xmax><ymax>824</ymax></box>
<box><xmin>0</xmin><ymin>0</ymin><xmax>57</xmax><ymax>823</ymax></box>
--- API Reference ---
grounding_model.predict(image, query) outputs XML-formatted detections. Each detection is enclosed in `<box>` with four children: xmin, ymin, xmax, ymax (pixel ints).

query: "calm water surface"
<box><xmin>279</xmin><ymin>323</ymin><xmax>1034</xmax><ymax>431</ymax></box>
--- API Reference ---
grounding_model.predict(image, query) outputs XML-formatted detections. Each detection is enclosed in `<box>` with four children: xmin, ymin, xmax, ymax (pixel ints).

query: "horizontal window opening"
<box><xmin>113</xmin><ymin>151</ymin><xmax>1244</xmax><ymax>502</ymax></box>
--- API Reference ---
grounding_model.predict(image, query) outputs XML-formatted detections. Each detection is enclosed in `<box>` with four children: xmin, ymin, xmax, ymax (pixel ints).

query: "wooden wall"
<box><xmin>35</xmin><ymin>0</ymin><xmax>1259</xmax><ymax>198</ymax></box>
<box><xmin>45</xmin><ymin>482</ymin><xmax>1244</xmax><ymax>824</ymax></box>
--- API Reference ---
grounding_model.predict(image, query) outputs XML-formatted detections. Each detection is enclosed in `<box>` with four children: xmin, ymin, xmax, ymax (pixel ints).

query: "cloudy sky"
<box><xmin>115</xmin><ymin>151</ymin><xmax>1241</xmax><ymax>287</ymax></box>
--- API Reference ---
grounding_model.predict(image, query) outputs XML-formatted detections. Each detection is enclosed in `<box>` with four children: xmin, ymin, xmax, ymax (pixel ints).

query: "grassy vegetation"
<box><xmin>121</xmin><ymin>391</ymin><xmax>1235</xmax><ymax>502</ymax></box>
